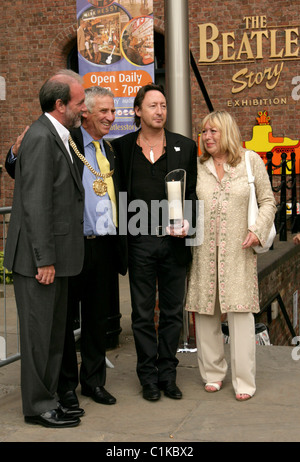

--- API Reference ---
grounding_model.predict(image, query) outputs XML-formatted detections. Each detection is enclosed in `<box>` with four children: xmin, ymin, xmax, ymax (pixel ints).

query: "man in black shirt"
<box><xmin>112</xmin><ymin>84</ymin><xmax>197</xmax><ymax>401</ymax></box>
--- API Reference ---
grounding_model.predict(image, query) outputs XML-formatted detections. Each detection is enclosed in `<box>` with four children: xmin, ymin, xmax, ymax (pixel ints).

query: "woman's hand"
<box><xmin>293</xmin><ymin>233</ymin><xmax>300</xmax><ymax>245</ymax></box>
<box><xmin>242</xmin><ymin>231</ymin><xmax>260</xmax><ymax>249</ymax></box>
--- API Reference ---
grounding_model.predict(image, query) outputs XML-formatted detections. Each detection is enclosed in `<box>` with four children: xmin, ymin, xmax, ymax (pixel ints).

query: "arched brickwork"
<box><xmin>47</xmin><ymin>24</ymin><xmax>78</xmax><ymax>70</ymax></box>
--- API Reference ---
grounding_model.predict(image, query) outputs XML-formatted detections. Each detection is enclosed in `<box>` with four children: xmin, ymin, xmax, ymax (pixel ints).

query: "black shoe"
<box><xmin>159</xmin><ymin>381</ymin><xmax>182</xmax><ymax>399</ymax></box>
<box><xmin>57</xmin><ymin>402</ymin><xmax>85</xmax><ymax>418</ymax></box>
<box><xmin>142</xmin><ymin>383</ymin><xmax>161</xmax><ymax>401</ymax></box>
<box><xmin>81</xmin><ymin>386</ymin><xmax>116</xmax><ymax>405</ymax></box>
<box><xmin>59</xmin><ymin>390</ymin><xmax>80</xmax><ymax>409</ymax></box>
<box><xmin>24</xmin><ymin>409</ymin><xmax>80</xmax><ymax>428</ymax></box>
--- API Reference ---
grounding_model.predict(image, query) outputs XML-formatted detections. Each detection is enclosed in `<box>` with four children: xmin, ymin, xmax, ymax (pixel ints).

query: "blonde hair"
<box><xmin>199</xmin><ymin>110</ymin><xmax>243</xmax><ymax>166</ymax></box>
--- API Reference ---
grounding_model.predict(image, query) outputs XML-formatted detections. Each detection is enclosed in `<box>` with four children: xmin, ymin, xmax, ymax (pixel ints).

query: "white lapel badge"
<box><xmin>174</xmin><ymin>147</ymin><xmax>181</xmax><ymax>152</ymax></box>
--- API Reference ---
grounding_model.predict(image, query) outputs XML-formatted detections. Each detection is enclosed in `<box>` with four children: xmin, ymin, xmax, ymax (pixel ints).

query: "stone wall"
<box><xmin>257</xmin><ymin>237</ymin><xmax>300</xmax><ymax>346</ymax></box>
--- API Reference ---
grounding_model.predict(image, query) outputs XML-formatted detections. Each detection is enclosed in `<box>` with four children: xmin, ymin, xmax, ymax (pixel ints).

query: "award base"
<box><xmin>169</xmin><ymin>218</ymin><xmax>183</xmax><ymax>231</ymax></box>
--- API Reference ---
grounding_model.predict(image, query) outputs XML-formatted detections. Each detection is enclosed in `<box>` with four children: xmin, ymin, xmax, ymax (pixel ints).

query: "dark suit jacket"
<box><xmin>69</xmin><ymin>127</ymin><xmax>128</xmax><ymax>276</ymax></box>
<box><xmin>5</xmin><ymin>149</ymin><xmax>16</xmax><ymax>179</ymax></box>
<box><xmin>4</xmin><ymin>114</ymin><xmax>85</xmax><ymax>277</ymax></box>
<box><xmin>112</xmin><ymin>129</ymin><xmax>197</xmax><ymax>266</ymax></box>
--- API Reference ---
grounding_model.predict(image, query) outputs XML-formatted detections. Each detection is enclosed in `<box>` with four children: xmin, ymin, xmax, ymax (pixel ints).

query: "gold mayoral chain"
<box><xmin>69</xmin><ymin>136</ymin><xmax>114</xmax><ymax>197</ymax></box>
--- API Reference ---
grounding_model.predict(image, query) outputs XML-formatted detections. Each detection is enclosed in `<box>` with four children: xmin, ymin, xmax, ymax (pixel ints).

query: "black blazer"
<box><xmin>112</xmin><ymin>129</ymin><xmax>197</xmax><ymax>266</ymax></box>
<box><xmin>4</xmin><ymin>114</ymin><xmax>85</xmax><ymax>277</ymax></box>
<box><xmin>5</xmin><ymin>148</ymin><xmax>17</xmax><ymax>179</ymax></box>
<box><xmin>70</xmin><ymin>127</ymin><xmax>128</xmax><ymax>276</ymax></box>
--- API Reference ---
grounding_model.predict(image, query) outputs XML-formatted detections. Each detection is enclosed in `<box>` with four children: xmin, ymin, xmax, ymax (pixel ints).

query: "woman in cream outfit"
<box><xmin>186</xmin><ymin>111</ymin><xmax>276</xmax><ymax>401</ymax></box>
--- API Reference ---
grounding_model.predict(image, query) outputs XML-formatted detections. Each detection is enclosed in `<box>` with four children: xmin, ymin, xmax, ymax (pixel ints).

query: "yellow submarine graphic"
<box><xmin>243</xmin><ymin>111</ymin><xmax>300</xmax><ymax>174</ymax></box>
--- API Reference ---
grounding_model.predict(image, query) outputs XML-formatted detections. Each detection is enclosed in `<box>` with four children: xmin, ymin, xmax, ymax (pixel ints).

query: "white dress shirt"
<box><xmin>45</xmin><ymin>112</ymin><xmax>73</xmax><ymax>162</ymax></box>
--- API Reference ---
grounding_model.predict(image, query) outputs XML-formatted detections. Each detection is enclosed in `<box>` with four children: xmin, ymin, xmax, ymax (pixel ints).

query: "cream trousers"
<box><xmin>194</xmin><ymin>298</ymin><xmax>256</xmax><ymax>396</ymax></box>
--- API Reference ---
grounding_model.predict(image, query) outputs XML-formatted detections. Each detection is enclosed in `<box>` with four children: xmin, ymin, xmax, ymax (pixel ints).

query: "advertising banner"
<box><xmin>76</xmin><ymin>0</ymin><xmax>155</xmax><ymax>138</ymax></box>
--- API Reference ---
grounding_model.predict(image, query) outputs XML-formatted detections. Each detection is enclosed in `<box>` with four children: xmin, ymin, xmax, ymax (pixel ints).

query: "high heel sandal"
<box><xmin>204</xmin><ymin>382</ymin><xmax>222</xmax><ymax>393</ymax></box>
<box><xmin>236</xmin><ymin>393</ymin><xmax>251</xmax><ymax>401</ymax></box>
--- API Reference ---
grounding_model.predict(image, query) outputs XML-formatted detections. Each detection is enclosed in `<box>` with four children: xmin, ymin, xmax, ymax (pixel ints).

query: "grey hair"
<box><xmin>84</xmin><ymin>86</ymin><xmax>115</xmax><ymax>113</ymax></box>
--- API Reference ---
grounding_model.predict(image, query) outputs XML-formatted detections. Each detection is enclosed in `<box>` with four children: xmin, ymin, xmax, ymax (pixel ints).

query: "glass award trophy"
<box><xmin>165</xmin><ymin>169</ymin><xmax>186</xmax><ymax>231</ymax></box>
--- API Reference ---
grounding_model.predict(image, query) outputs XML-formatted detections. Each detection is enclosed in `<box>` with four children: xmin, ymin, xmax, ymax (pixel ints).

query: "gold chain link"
<box><xmin>68</xmin><ymin>135</ymin><xmax>114</xmax><ymax>179</ymax></box>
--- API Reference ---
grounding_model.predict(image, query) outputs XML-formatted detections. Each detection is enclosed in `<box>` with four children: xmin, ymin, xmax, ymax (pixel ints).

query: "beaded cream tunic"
<box><xmin>185</xmin><ymin>149</ymin><xmax>276</xmax><ymax>315</ymax></box>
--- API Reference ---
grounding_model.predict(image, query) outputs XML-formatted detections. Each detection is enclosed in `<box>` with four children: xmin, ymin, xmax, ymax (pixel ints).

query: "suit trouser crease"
<box><xmin>58</xmin><ymin>236</ymin><xmax>119</xmax><ymax>393</ymax></box>
<box><xmin>128</xmin><ymin>236</ymin><xmax>186</xmax><ymax>385</ymax></box>
<box><xmin>13</xmin><ymin>273</ymin><xmax>68</xmax><ymax>416</ymax></box>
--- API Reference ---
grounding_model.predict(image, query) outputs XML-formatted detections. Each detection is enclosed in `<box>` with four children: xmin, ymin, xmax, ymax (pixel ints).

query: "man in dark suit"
<box><xmin>112</xmin><ymin>83</ymin><xmax>197</xmax><ymax>401</ymax></box>
<box><xmin>4</xmin><ymin>70</ymin><xmax>87</xmax><ymax>428</ymax></box>
<box><xmin>58</xmin><ymin>86</ymin><xmax>127</xmax><ymax>409</ymax></box>
<box><xmin>5</xmin><ymin>86</ymin><xmax>127</xmax><ymax>413</ymax></box>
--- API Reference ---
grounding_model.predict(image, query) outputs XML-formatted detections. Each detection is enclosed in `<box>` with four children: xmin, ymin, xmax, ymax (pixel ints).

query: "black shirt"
<box><xmin>130</xmin><ymin>144</ymin><xmax>167</xmax><ymax>234</ymax></box>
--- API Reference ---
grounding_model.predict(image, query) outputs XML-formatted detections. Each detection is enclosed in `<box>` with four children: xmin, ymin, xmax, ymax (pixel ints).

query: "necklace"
<box><xmin>69</xmin><ymin>135</ymin><xmax>114</xmax><ymax>196</ymax></box>
<box><xmin>213</xmin><ymin>158</ymin><xmax>226</xmax><ymax>166</ymax></box>
<box><xmin>140</xmin><ymin>132</ymin><xmax>165</xmax><ymax>163</ymax></box>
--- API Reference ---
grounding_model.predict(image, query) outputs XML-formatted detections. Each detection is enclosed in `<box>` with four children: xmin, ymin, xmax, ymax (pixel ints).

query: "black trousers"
<box><xmin>128</xmin><ymin>235</ymin><xmax>187</xmax><ymax>386</ymax></box>
<box><xmin>58</xmin><ymin>236</ymin><xmax>119</xmax><ymax>394</ymax></box>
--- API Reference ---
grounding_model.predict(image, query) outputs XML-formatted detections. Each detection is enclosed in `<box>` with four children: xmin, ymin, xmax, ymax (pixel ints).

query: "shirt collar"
<box><xmin>80</xmin><ymin>126</ymin><xmax>104</xmax><ymax>151</ymax></box>
<box><xmin>45</xmin><ymin>112</ymin><xmax>70</xmax><ymax>144</ymax></box>
<box><xmin>45</xmin><ymin>113</ymin><xmax>73</xmax><ymax>162</ymax></box>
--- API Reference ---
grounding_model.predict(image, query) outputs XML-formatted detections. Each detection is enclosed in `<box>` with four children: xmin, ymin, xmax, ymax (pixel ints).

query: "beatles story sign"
<box><xmin>198</xmin><ymin>15</ymin><xmax>300</xmax><ymax>107</ymax></box>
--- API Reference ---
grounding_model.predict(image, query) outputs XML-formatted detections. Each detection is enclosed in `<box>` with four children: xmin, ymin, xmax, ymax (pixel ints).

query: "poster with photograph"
<box><xmin>76</xmin><ymin>0</ymin><xmax>154</xmax><ymax>138</ymax></box>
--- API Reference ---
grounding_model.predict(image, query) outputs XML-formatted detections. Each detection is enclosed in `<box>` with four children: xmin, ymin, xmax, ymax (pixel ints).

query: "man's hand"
<box><xmin>12</xmin><ymin>126</ymin><xmax>29</xmax><ymax>156</ymax></box>
<box><xmin>35</xmin><ymin>265</ymin><xmax>55</xmax><ymax>285</ymax></box>
<box><xmin>167</xmin><ymin>219</ymin><xmax>190</xmax><ymax>238</ymax></box>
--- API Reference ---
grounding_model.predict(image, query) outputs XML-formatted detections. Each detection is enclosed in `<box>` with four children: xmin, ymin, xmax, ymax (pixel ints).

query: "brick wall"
<box><xmin>0</xmin><ymin>0</ymin><xmax>78</xmax><ymax>206</ymax></box>
<box><xmin>186</xmin><ymin>0</ymin><xmax>299</xmax><ymax>143</ymax></box>
<box><xmin>0</xmin><ymin>0</ymin><xmax>299</xmax><ymax>206</ymax></box>
<box><xmin>258</xmin><ymin>241</ymin><xmax>300</xmax><ymax>346</ymax></box>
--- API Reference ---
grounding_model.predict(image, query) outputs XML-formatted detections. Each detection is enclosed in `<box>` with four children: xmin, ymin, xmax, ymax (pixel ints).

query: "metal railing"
<box><xmin>255</xmin><ymin>292</ymin><xmax>298</xmax><ymax>343</ymax></box>
<box><xmin>266</xmin><ymin>151</ymin><xmax>299</xmax><ymax>241</ymax></box>
<box><xmin>0</xmin><ymin>206</ymin><xmax>20</xmax><ymax>366</ymax></box>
